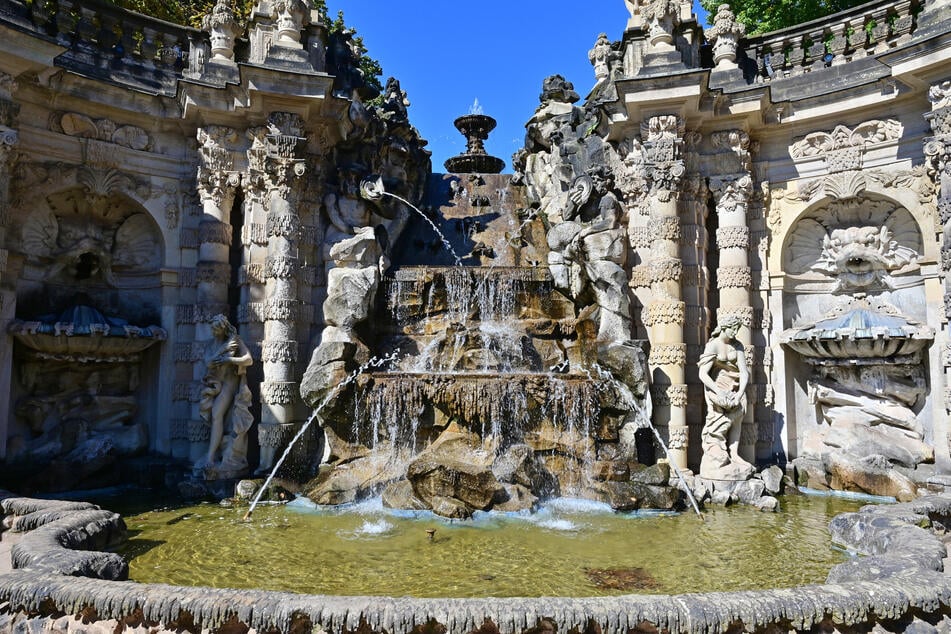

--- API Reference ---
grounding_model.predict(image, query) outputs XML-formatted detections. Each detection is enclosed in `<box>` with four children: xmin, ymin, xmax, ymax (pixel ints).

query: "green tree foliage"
<box><xmin>700</xmin><ymin>0</ymin><xmax>870</xmax><ymax>35</ymax></box>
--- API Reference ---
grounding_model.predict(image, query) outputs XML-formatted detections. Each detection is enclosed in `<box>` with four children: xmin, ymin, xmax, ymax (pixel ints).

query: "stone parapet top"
<box><xmin>739</xmin><ymin>0</ymin><xmax>925</xmax><ymax>84</ymax></box>
<box><xmin>1</xmin><ymin>0</ymin><xmax>200</xmax><ymax>97</ymax></box>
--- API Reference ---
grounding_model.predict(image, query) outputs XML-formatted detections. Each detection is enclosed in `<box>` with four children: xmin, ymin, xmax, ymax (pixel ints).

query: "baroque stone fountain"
<box><xmin>296</xmin><ymin>100</ymin><xmax>677</xmax><ymax>518</ymax></box>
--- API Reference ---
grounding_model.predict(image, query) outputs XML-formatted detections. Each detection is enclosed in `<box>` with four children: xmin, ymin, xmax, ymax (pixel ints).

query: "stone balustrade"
<box><xmin>739</xmin><ymin>0</ymin><xmax>921</xmax><ymax>82</ymax></box>
<box><xmin>1</xmin><ymin>0</ymin><xmax>199</xmax><ymax>95</ymax></box>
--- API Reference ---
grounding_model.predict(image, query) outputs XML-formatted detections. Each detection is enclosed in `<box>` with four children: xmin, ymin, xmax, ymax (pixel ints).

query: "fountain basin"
<box><xmin>8</xmin><ymin>305</ymin><xmax>167</xmax><ymax>361</ymax></box>
<box><xmin>116</xmin><ymin>495</ymin><xmax>862</xmax><ymax>597</ymax></box>
<box><xmin>781</xmin><ymin>306</ymin><xmax>934</xmax><ymax>362</ymax></box>
<box><xmin>4</xmin><ymin>491</ymin><xmax>951</xmax><ymax>634</ymax></box>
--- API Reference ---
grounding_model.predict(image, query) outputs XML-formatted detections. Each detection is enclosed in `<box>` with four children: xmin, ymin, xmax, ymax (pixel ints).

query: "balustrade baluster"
<box><xmin>140</xmin><ymin>25</ymin><xmax>158</xmax><ymax>64</ymax></box>
<box><xmin>76</xmin><ymin>6</ymin><xmax>98</xmax><ymax>46</ymax></box>
<box><xmin>54</xmin><ymin>0</ymin><xmax>75</xmax><ymax>46</ymax></box>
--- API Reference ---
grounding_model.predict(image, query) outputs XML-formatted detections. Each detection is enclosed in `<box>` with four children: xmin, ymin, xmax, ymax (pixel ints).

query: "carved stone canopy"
<box><xmin>9</xmin><ymin>304</ymin><xmax>167</xmax><ymax>362</ymax></box>
<box><xmin>781</xmin><ymin>299</ymin><xmax>934</xmax><ymax>364</ymax></box>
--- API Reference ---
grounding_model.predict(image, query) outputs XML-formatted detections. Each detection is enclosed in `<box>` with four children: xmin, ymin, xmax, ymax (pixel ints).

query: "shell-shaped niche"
<box><xmin>19</xmin><ymin>188</ymin><xmax>161</xmax><ymax>286</ymax></box>
<box><xmin>783</xmin><ymin>198</ymin><xmax>921</xmax><ymax>290</ymax></box>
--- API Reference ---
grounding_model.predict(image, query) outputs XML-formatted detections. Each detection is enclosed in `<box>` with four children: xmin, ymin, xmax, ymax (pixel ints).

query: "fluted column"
<box><xmin>709</xmin><ymin>129</ymin><xmax>755</xmax><ymax>464</ymax></box>
<box><xmin>192</xmin><ymin>126</ymin><xmax>240</xmax><ymax>464</ymax></box>
<box><xmin>249</xmin><ymin>112</ymin><xmax>307</xmax><ymax>472</ymax></box>
<box><xmin>642</xmin><ymin>114</ymin><xmax>688</xmax><ymax>469</ymax></box>
<box><xmin>0</xmin><ymin>72</ymin><xmax>18</xmax><ymax>460</ymax></box>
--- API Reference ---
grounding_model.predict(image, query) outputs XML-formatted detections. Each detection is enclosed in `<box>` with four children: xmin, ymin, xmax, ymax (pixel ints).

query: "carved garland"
<box><xmin>649</xmin><ymin>343</ymin><xmax>687</xmax><ymax>366</ymax></box>
<box><xmin>716</xmin><ymin>265</ymin><xmax>753</xmax><ymax>289</ymax></box>
<box><xmin>650</xmin><ymin>215</ymin><xmax>682</xmax><ymax>242</ymax></box>
<box><xmin>667</xmin><ymin>426</ymin><xmax>688</xmax><ymax>450</ymax></box>
<box><xmin>261</xmin><ymin>382</ymin><xmax>299</xmax><ymax>405</ymax></box>
<box><xmin>642</xmin><ymin>300</ymin><xmax>686</xmax><ymax>326</ymax></box>
<box><xmin>262</xmin><ymin>340</ymin><xmax>300</xmax><ymax>363</ymax></box>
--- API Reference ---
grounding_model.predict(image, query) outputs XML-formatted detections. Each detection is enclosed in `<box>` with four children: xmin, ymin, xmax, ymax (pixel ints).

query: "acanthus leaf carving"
<box><xmin>790</xmin><ymin>119</ymin><xmax>903</xmax><ymax>173</ymax></box>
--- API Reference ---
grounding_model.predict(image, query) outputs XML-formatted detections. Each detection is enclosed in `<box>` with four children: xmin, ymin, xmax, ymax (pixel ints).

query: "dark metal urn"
<box><xmin>444</xmin><ymin>113</ymin><xmax>505</xmax><ymax>174</ymax></box>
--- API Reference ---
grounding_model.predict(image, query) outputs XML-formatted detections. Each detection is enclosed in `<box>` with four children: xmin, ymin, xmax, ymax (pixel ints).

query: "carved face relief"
<box><xmin>816</xmin><ymin>225</ymin><xmax>917</xmax><ymax>289</ymax></box>
<box><xmin>784</xmin><ymin>199</ymin><xmax>921</xmax><ymax>289</ymax></box>
<box><xmin>20</xmin><ymin>191</ymin><xmax>161</xmax><ymax>286</ymax></box>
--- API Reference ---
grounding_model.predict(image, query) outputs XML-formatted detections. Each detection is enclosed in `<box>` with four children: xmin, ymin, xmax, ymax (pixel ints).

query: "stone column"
<box><xmin>0</xmin><ymin>72</ymin><xmax>18</xmax><ymax>460</ymax></box>
<box><xmin>925</xmin><ymin>80</ymin><xmax>951</xmax><ymax>472</ymax></box>
<box><xmin>193</xmin><ymin>126</ymin><xmax>240</xmax><ymax>464</ymax></box>
<box><xmin>679</xmin><ymin>172</ymin><xmax>709</xmax><ymax>467</ymax></box>
<box><xmin>249</xmin><ymin>112</ymin><xmax>307</xmax><ymax>473</ymax></box>
<box><xmin>641</xmin><ymin>114</ymin><xmax>688</xmax><ymax>469</ymax></box>
<box><xmin>708</xmin><ymin>129</ymin><xmax>755</xmax><ymax>465</ymax></box>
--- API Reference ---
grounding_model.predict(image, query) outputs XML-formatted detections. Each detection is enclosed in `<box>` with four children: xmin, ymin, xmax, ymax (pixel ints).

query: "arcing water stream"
<box><xmin>244</xmin><ymin>352</ymin><xmax>400</xmax><ymax>520</ymax></box>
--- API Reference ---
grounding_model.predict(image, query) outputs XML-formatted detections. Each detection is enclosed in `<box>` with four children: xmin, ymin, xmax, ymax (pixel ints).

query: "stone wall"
<box><xmin>2</xmin><ymin>491</ymin><xmax>951</xmax><ymax>633</ymax></box>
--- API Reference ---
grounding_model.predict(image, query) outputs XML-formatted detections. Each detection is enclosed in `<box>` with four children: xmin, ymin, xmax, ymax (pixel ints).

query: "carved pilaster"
<box><xmin>197</xmin><ymin>126</ymin><xmax>240</xmax><ymax>209</ymax></box>
<box><xmin>640</xmin><ymin>114</ymin><xmax>688</xmax><ymax>469</ymax></box>
<box><xmin>642</xmin><ymin>115</ymin><xmax>686</xmax><ymax>202</ymax></box>
<box><xmin>255</xmin><ymin>112</ymin><xmax>309</xmax><ymax>473</ymax></box>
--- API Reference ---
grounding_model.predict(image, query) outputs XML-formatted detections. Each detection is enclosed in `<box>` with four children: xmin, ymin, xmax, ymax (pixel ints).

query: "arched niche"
<box><xmin>4</xmin><ymin>186</ymin><xmax>167</xmax><ymax>489</ymax></box>
<box><xmin>775</xmin><ymin>192</ymin><xmax>938</xmax><ymax>486</ymax></box>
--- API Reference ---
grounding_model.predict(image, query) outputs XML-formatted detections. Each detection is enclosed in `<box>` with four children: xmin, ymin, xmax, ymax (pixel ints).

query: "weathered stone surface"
<box><xmin>591</xmin><ymin>481</ymin><xmax>682</xmax><ymax>511</ymax></box>
<box><xmin>629</xmin><ymin>462</ymin><xmax>670</xmax><ymax>486</ymax></box>
<box><xmin>491</xmin><ymin>444</ymin><xmax>558</xmax><ymax>499</ymax></box>
<box><xmin>408</xmin><ymin>457</ymin><xmax>504</xmax><ymax>512</ymax></box>
<box><xmin>826</xmin><ymin>452</ymin><xmax>919</xmax><ymax>502</ymax></box>
<box><xmin>493</xmin><ymin>484</ymin><xmax>538</xmax><ymax>513</ymax></box>
<box><xmin>305</xmin><ymin>454</ymin><xmax>402</xmax><ymax>506</ymax></box>
<box><xmin>324</xmin><ymin>266</ymin><xmax>379</xmax><ymax>329</ymax></box>
<box><xmin>825</xmin><ymin>423</ymin><xmax>934</xmax><ymax>469</ymax></box>
<box><xmin>381</xmin><ymin>480</ymin><xmax>429</xmax><ymax>511</ymax></box>
<box><xmin>759</xmin><ymin>465</ymin><xmax>785</xmax><ymax>495</ymax></box>
<box><xmin>753</xmin><ymin>495</ymin><xmax>779</xmax><ymax>512</ymax></box>
<box><xmin>323</xmin><ymin>426</ymin><xmax>371</xmax><ymax>465</ymax></box>
<box><xmin>430</xmin><ymin>495</ymin><xmax>472</xmax><ymax>519</ymax></box>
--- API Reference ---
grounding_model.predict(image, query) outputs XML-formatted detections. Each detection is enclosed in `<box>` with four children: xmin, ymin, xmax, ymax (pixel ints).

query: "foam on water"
<box><xmin>541</xmin><ymin>497</ymin><xmax>615</xmax><ymax>515</ymax></box>
<box><xmin>537</xmin><ymin>518</ymin><xmax>579</xmax><ymax>531</ymax></box>
<box><xmin>798</xmin><ymin>487</ymin><xmax>897</xmax><ymax>504</ymax></box>
<box><xmin>354</xmin><ymin>519</ymin><xmax>394</xmax><ymax>535</ymax></box>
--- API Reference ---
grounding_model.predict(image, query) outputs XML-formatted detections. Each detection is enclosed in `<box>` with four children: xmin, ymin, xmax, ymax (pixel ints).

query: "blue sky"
<box><xmin>335</xmin><ymin>1</ymin><xmax>709</xmax><ymax>173</ymax></box>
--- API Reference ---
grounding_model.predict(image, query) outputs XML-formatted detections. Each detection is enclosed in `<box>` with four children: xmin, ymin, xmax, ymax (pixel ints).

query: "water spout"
<box><xmin>361</xmin><ymin>176</ymin><xmax>463</xmax><ymax>266</ymax></box>
<box><xmin>244</xmin><ymin>351</ymin><xmax>400</xmax><ymax>521</ymax></box>
<box><xmin>593</xmin><ymin>366</ymin><xmax>704</xmax><ymax>521</ymax></box>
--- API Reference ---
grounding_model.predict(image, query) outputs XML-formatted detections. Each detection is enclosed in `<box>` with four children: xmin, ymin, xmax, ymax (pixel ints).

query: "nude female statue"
<box><xmin>698</xmin><ymin>315</ymin><xmax>754</xmax><ymax>480</ymax></box>
<box><xmin>200</xmin><ymin>314</ymin><xmax>253</xmax><ymax>470</ymax></box>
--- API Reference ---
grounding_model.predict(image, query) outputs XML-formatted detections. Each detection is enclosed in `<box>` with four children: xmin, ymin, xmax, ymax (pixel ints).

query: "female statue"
<box><xmin>698</xmin><ymin>315</ymin><xmax>754</xmax><ymax>480</ymax></box>
<box><xmin>200</xmin><ymin>314</ymin><xmax>253</xmax><ymax>472</ymax></box>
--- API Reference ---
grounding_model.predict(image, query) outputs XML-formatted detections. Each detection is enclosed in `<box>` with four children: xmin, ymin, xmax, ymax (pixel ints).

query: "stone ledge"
<box><xmin>0</xmin><ymin>493</ymin><xmax>127</xmax><ymax>581</ymax></box>
<box><xmin>0</xmin><ymin>493</ymin><xmax>950</xmax><ymax>633</ymax></box>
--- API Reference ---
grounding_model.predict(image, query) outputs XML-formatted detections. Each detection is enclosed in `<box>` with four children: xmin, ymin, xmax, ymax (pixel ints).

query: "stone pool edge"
<box><xmin>0</xmin><ymin>492</ymin><xmax>950</xmax><ymax>634</ymax></box>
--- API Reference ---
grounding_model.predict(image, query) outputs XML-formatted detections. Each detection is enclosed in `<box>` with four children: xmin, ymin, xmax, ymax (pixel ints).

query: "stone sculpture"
<box><xmin>698</xmin><ymin>315</ymin><xmax>755</xmax><ymax>480</ymax></box>
<box><xmin>588</xmin><ymin>33</ymin><xmax>613</xmax><ymax>81</ymax></box>
<box><xmin>782</xmin><ymin>298</ymin><xmax>934</xmax><ymax>500</ymax></box>
<box><xmin>547</xmin><ymin>167</ymin><xmax>630</xmax><ymax>344</ymax></box>
<box><xmin>20</xmin><ymin>209</ymin><xmax>160</xmax><ymax>286</ymax></box>
<box><xmin>199</xmin><ymin>314</ymin><xmax>253</xmax><ymax>477</ymax></box>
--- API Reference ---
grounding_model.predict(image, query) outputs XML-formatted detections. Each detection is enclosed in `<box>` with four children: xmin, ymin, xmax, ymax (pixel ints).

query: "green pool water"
<box><xmin>115</xmin><ymin>494</ymin><xmax>868</xmax><ymax>598</ymax></box>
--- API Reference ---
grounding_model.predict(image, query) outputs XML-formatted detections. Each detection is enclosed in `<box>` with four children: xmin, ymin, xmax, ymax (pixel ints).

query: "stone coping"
<box><xmin>1</xmin><ymin>491</ymin><xmax>951</xmax><ymax>633</ymax></box>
